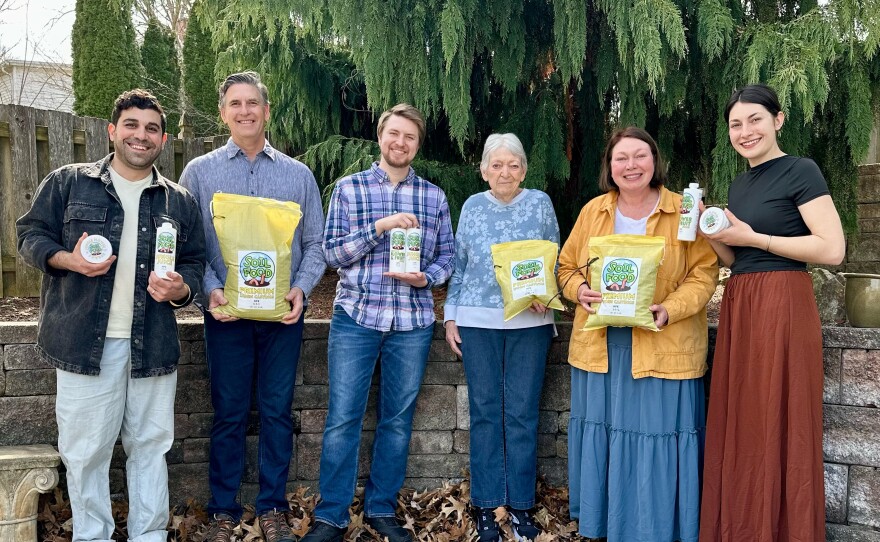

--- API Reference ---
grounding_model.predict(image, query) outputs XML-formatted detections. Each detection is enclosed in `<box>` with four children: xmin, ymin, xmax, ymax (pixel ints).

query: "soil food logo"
<box><xmin>240</xmin><ymin>252</ymin><xmax>275</xmax><ymax>287</ymax></box>
<box><xmin>391</xmin><ymin>230</ymin><xmax>406</xmax><ymax>250</ymax></box>
<box><xmin>512</xmin><ymin>260</ymin><xmax>543</xmax><ymax>281</ymax></box>
<box><xmin>680</xmin><ymin>193</ymin><xmax>695</xmax><ymax>214</ymax></box>
<box><xmin>407</xmin><ymin>231</ymin><xmax>421</xmax><ymax>252</ymax></box>
<box><xmin>602</xmin><ymin>259</ymin><xmax>638</xmax><ymax>291</ymax></box>
<box><xmin>87</xmin><ymin>239</ymin><xmax>105</xmax><ymax>256</ymax></box>
<box><xmin>703</xmin><ymin>212</ymin><xmax>718</xmax><ymax>229</ymax></box>
<box><xmin>157</xmin><ymin>232</ymin><xmax>175</xmax><ymax>253</ymax></box>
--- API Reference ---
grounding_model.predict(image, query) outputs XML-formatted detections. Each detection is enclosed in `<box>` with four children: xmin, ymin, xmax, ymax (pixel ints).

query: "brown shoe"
<box><xmin>203</xmin><ymin>514</ymin><xmax>236</xmax><ymax>542</ymax></box>
<box><xmin>259</xmin><ymin>509</ymin><xmax>297</xmax><ymax>542</ymax></box>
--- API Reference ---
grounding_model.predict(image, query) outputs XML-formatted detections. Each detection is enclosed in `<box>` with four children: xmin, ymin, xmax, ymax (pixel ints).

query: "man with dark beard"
<box><xmin>300</xmin><ymin>104</ymin><xmax>455</xmax><ymax>542</ymax></box>
<box><xmin>16</xmin><ymin>89</ymin><xmax>205</xmax><ymax>542</ymax></box>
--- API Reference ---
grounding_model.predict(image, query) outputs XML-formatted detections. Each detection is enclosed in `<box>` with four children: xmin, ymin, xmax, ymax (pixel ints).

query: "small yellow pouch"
<box><xmin>583</xmin><ymin>234</ymin><xmax>665</xmax><ymax>332</ymax></box>
<box><xmin>491</xmin><ymin>239</ymin><xmax>565</xmax><ymax>321</ymax></box>
<box><xmin>211</xmin><ymin>193</ymin><xmax>302</xmax><ymax>321</ymax></box>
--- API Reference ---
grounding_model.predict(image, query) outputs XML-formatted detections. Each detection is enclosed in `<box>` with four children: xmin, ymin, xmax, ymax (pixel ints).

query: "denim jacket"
<box><xmin>16</xmin><ymin>154</ymin><xmax>206</xmax><ymax>377</ymax></box>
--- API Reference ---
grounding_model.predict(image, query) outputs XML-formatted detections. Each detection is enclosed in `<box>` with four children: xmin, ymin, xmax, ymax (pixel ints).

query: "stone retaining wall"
<box><xmin>0</xmin><ymin>321</ymin><xmax>878</xmax><ymax>539</ymax></box>
<box><xmin>848</xmin><ymin>164</ymin><xmax>880</xmax><ymax>274</ymax></box>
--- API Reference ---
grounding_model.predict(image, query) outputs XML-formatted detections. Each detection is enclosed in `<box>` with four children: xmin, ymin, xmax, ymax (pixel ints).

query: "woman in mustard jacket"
<box><xmin>558</xmin><ymin>127</ymin><xmax>718</xmax><ymax>542</ymax></box>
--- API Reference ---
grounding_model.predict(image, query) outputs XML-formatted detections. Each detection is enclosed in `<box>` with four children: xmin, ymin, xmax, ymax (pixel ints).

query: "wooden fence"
<box><xmin>0</xmin><ymin>104</ymin><xmax>225</xmax><ymax>297</ymax></box>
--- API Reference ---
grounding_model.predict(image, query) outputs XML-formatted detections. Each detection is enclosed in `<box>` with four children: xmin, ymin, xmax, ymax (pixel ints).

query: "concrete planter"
<box><xmin>842</xmin><ymin>273</ymin><xmax>880</xmax><ymax>328</ymax></box>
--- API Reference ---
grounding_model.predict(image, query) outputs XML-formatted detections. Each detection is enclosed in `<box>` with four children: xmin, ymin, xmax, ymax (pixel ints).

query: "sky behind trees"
<box><xmin>0</xmin><ymin>0</ymin><xmax>75</xmax><ymax>63</ymax></box>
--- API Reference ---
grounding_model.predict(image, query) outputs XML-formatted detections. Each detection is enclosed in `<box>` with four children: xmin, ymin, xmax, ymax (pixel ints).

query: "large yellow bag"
<box><xmin>491</xmin><ymin>239</ymin><xmax>565</xmax><ymax>321</ymax></box>
<box><xmin>583</xmin><ymin>234</ymin><xmax>665</xmax><ymax>332</ymax></box>
<box><xmin>211</xmin><ymin>193</ymin><xmax>302</xmax><ymax>321</ymax></box>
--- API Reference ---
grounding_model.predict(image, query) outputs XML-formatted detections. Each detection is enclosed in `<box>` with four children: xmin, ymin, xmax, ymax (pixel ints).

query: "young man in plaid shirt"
<box><xmin>302</xmin><ymin>104</ymin><xmax>455</xmax><ymax>542</ymax></box>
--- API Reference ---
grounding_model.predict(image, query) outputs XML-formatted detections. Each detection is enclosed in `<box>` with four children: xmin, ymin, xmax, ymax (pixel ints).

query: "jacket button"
<box><xmin>134</xmin><ymin>339</ymin><xmax>140</xmax><ymax>344</ymax></box>
<box><xmin>139</xmin><ymin>264</ymin><xmax>145</xmax><ymax>269</ymax></box>
<box><xmin>142</xmin><ymin>227</ymin><xmax>147</xmax><ymax>232</ymax></box>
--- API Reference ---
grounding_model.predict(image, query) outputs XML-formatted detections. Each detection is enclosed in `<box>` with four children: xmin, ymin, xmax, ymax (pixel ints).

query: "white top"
<box><xmin>106</xmin><ymin>166</ymin><xmax>151</xmax><ymax>338</ymax></box>
<box><xmin>614</xmin><ymin>197</ymin><xmax>657</xmax><ymax>235</ymax></box>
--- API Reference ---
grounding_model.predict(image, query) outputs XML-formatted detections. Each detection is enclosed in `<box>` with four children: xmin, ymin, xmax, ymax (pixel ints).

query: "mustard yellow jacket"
<box><xmin>558</xmin><ymin>187</ymin><xmax>719</xmax><ymax>379</ymax></box>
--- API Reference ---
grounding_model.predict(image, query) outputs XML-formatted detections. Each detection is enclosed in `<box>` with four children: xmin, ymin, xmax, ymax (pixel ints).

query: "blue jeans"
<box><xmin>313</xmin><ymin>307</ymin><xmax>434</xmax><ymax>528</ymax></box>
<box><xmin>204</xmin><ymin>315</ymin><xmax>304</xmax><ymax>520</ymax></box>
<box><xmin>459</xmin><ymin>325</ymin><xmax>553</xmax><ymax>509</ymax></box>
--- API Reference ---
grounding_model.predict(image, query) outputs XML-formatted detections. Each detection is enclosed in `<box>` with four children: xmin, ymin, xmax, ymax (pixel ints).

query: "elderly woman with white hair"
<box><xmin>444</xmin><ymin>133</ymin><xmax>559</xmax><ymax>542</ymax></box>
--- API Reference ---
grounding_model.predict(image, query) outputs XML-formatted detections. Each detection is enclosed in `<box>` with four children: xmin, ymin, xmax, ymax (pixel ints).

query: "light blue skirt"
<box><xmin>568</xmin><ymin>327</ymin><xmax>705</xmax><ymax>542</ymax></box>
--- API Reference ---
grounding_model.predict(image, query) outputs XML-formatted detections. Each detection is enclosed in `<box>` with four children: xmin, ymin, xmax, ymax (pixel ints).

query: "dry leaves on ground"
<box><xmin>38</xmin><ymin>478</ymin><xmax>593</xmax><ymax>541</ymax></box>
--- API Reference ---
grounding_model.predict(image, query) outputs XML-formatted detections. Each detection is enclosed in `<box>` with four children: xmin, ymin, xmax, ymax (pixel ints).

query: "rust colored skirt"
<box><xmin>700</xmin><ymin>271</ymin><xmax>825</xmax><ymax>542</ymax></box>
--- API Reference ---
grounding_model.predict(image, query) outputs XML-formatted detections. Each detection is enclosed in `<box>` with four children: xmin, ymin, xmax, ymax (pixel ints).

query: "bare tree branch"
<box><xmin>0</xmin><ymin>0</ymin><xmax>74</xmax><ymax>110</ymax></box>
<box><xmin>131</xmin><ymin>0</ymin><xmax>193</xmax><ymax>48</ymax></box>
<box><xmin>0</xmin><ymin>0</ymin><xmax>18</xmax><ymax>14</ymax></box>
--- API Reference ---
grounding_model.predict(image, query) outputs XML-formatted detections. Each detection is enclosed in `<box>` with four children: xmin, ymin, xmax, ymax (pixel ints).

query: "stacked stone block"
<box><xmin>848</xmin><ymin>164</ymin><xmax>880</xmax><ymax>274</ymax></box>
<box><xmin>822</xmin><ymin>327</ymin><xmax>880</xmax><ymax>540</ymax></box>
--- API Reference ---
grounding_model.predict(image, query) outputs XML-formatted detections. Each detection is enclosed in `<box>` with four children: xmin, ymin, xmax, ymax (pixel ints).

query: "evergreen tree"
<box><xmin>72</xmin><ymin>0</ymin><xmax>142</xmax><ymax>119</ymax></box>
<box><xmin>141</xmin><ymin>18</ymin><xmax>181</xmax><ymax>134</ymax></box>
<box><xmin>182</xmin><ymin>0</ymin><xmax>220</xmax><ymax>136</ymax></box>
<box><xmin>203</xmin><ymin>0</ymin><xmax>880</xmax><ymax>234</ymax></box>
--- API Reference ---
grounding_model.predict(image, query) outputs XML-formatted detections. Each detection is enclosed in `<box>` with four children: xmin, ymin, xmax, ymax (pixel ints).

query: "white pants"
<box><xmin>56</xmin><ymin>338</ymin><xmax>177</xmax><ymax>542</ymax></box>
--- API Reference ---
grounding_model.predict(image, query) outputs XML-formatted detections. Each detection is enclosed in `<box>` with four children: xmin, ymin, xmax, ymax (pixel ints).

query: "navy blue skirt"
<box><xmin>568</xmin><ymin>327</ymin><xmax>705</xmax><ymax>542</ymax></box>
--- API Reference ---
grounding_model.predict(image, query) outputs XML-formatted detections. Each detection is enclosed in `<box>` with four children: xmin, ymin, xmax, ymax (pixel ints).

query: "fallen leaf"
<box><xmin>37</xmin><ymin>476</ymin><xmax>593</xmax><ymax>541</ymax></box>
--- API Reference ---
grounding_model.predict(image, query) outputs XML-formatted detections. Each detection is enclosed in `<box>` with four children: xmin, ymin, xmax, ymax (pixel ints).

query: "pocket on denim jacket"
<box><xmin>63</xmin><ymin>202</ymin><xmax>108</xmax><ymax>246</ymax></box>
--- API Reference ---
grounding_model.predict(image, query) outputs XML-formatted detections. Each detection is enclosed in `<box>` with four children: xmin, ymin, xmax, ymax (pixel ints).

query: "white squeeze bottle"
<box><xmin>154</xmin><ymin>222</ymin><xmax>177</xmax><ymax>278</ymax></box>
<box><xmin>405</xmin><ymin>227</ymin><xmax>422</xmax><ymax>273</ymax></box>
<box><xmin>677</xmin><ymin>183</ymin><xmax>702</xmax><ymax>241</ymax></box>
<box><xmin>388</xmin><ymin>227</ymin><xmax>407</xmax><ymax>273</ymax></box>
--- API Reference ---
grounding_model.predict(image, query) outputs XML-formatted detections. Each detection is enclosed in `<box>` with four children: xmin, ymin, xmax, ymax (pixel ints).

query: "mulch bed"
<box><xmin>38</xmin><ymin>478</ymin><xmax>591</xmax><ymax>541</ymax></box>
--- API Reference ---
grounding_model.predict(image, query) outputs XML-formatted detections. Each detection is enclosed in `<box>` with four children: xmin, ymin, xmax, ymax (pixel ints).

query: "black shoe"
<box><xmin>509</xmin><ymin>508</ymin><xmax>541</xmax><ymax>541</ymax></box>
<box><xmin>473</xmin><ymin>507</ymin><xmax>501</xmax><ymax>542</ymax></box>
<box><xmin>365</xmin><ymin>516</ymin><xmax>413</xmax><ymax>542</ymax></box>
<box><xmin>300</xmin><ymin>521</ymin><xmax>344</xmax><ymax>542</ymax></box>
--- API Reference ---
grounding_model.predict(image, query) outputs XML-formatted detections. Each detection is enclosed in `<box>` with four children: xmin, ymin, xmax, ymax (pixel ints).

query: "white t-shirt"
<box><xmin>106</xmin><ymin>166</ymin><xmax>152</xmax><ymax>339</ymax></box>
<box><xmin>613</xmin><ymin>194</ymin><xmax>660</xmax><ymax>235</ymax></box>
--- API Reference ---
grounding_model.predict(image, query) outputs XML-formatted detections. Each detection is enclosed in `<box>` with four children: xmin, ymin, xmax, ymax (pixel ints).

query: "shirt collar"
<box><xmin>224</xmin><ymin>137</ymin><xmax>276</xmax><ymax>161</ymax></box>
<box><xmin>89</xmin><ymin>153</ymin><xmax>163</xmax><ymax>187</ymax></box>
<box><xmin>370</xmin><ymin>161</ymin><xmax>417</xmax><ymax>185</ymax></box>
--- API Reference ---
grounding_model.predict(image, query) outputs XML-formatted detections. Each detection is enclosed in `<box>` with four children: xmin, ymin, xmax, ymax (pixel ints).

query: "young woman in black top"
<box><xmin>699</xmin><ymin>84</ymin><xmax>845</xmax><ymax>541</ymax></box>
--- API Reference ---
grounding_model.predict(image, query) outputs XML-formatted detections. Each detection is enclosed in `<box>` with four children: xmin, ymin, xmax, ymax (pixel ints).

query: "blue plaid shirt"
<box><xmin>324</xmin><ymin>162</ymin><xmax>455</xmax><ymax>331</ymax></box>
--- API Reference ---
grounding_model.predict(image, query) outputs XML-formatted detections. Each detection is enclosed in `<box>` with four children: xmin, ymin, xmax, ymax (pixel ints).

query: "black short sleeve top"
<box><xmin>727</xmin><ymin>155</ymin><xmax>830</xmax><ymax>275</ymax></box>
